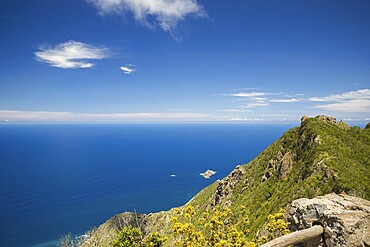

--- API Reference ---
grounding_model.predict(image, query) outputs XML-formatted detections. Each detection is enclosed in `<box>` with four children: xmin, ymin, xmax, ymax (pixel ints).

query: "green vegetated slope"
<box><xmin>183</xmin><ymin>115</ymin><xmax>370</xmax><ymax>238</ymax></box>
<box><xmin>82</xmin><ymin>116</ymin><xmax>370</xmax><ymax>246</ymax></box>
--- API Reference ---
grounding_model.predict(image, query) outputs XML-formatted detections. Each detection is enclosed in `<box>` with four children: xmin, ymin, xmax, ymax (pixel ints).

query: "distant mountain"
<box><xmin>79</xmin><ymin>115</ymin><xmax>370</xmax><ymax>246</ymax></box>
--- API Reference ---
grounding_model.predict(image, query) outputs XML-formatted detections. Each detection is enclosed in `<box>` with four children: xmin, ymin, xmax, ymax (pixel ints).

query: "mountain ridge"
<box><xmin>79</xmin><ymin>115</ymin><xmax>370</xmax><ymax>246</ymax></box>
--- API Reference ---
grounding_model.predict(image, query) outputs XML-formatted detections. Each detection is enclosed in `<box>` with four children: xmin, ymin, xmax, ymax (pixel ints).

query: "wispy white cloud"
<box><xmin>229</xmin><ymin>117</ymin><xmax>267</xmax><ymax>122</ymax></box>
<box><xmin>309</xmin><ymin>89</ymin><xmax>370</xmax><ymax>102</ymax></box>
<box><xmin>120</xmin><ymin>65</ymin><xmax>135</xmax><ymax>74</ymax></box>
<box><xmin>270</xmin><ymin>98</ymin><xmax>300</xmax><ymax>103</ymax></box>
<box><xmin>35</xmin><ymin>41</ymin><xmax>109</xmax><ymax>69</ymax></box>
<box><xmin>0</xmin><ymin>110</ymin><xmax>212</xmax><ymax>122</ymax></box>
<box><xmin>226</xmin><ymin>91</ymin><xmax>301</xmax><ymax>103</ymax></box>
<box><xmin>310</xmin><ymin>89</ymin><xmax>370</xmax><ymax>112</ymax></box>
<box><xmin>221</xmin><ymin>109</ymin><xmax>251</xmax><ymax>112</ymax></box>
<box><xmin>227</xmin><ymin>92</ymin><xmax>267</xmax><ymax>97</ymax></box>
<box><xmin>241</xmin><ymin>102</ymin><xmax>269</xmax><ymax>109</ymax></box>
<box><xmin>222</xmin><ymin>89</ymin><xmax>370</xmax><ymax>113</ymax></box>
<box><xmin>313</xmin><ymin>99</ymin><xmax>370</xmax><ymax>112</ymax></box>
<box><xmin>343</xmin><ymin>117</ymin><xmax>370</xmax><ymax>121</ymax></box>
<box><xmin>87</xmin><ymin>0</ymin><xmax>206</xmax><ymax>31</ymax></box>
<box><xmin>224</xmin><ymin>91</ymin><xmax>270</xmax><ymax>109</ymax></box>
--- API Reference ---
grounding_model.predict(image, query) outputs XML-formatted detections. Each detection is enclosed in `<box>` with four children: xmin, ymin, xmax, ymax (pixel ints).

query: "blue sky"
<box><xmin>0</xmin><ymin>0</ymin><xmax>369</xmax><ymax>122</ymax></box>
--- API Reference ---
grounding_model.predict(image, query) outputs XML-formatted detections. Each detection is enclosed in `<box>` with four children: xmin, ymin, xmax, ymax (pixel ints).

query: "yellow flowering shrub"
<box><xmin>170</xmin><ymin>205</ymin><xmax>256</xmax><ymax>247</ymax></box>
<box><xmin>109</xmin><ymin>207</ymin><xmax>290</xmax><ymax>247</ymax></box>
<box><xmin>257</xmin><ymin>209</ymin><xmax>290</xmax><ymax>244</ymax></box>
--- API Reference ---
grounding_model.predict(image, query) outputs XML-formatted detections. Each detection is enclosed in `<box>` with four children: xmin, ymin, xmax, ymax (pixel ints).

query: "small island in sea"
<box><xmin>200</xmin><ymin>169</ymin><xmax>216</xmax><ymax>179</ymax></box>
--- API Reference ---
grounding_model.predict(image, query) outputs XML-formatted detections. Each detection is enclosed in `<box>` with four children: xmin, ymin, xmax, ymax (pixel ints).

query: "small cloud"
<box><xmin>120</xmin><ymin>65</ymin><xmax>135</xmax><ymax>74</ymax></box>
<box><xmin>87</xmin><ymin>0</ymin><xmax>206</xmax><ymax>32</ymax></box>
<box><xmin>221</xmin><ymin>109</ymin><xmax>251</xmax><ymax>112</ymax></box>
<box><xmin>228</xmin><ymin>92</ymin><xmax>267</xmax><ymax>97</ymax></box>
<box><xmin>222</xmin><ymin>91</ymin><xmax>271</xmax><ymax>110</ymax></box>
<box><xmin>35</xmin><ymin>40</ymin><xmax>109</xmax><ymax>69</ymax></box>
<box><xmin>270</xmin><ymin>98</ymin><xmax>300</xmax><ymax>103</ymax></box>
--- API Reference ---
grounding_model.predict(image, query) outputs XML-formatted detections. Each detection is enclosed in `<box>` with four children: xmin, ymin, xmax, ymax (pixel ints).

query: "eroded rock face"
<box><xmin>212</xmin><ymin>165</ymin><xmax>245</xmax><ymax>206</ymax></box>
<box><xmin>278</xmin><ymin>152</ymin><xmax>294</xmax><ymax>179</ymax></box>
<box><xmin>287</xmin><ymin>193</ymin><xmax>370</xmax><ymax>247</ymax></box>
<box><xmin>262</xmin><ymin>150</ymin><xmax>295</xmax><ymax>182</ymax></box>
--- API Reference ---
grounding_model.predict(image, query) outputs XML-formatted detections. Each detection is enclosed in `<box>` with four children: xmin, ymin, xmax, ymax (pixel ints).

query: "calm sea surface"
<box><xmin>0</xmin><ymin>123</ymin><xmax>296</xmax><ymax>247</ymax></box>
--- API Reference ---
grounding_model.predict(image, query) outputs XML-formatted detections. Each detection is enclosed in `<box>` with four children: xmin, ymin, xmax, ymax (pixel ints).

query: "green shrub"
<box><xmin>110</xmin><ymin>226</ymin><xmax>166</xmax><ymax>247</ymax></box>
<box><xmin>110</xmin><ymin>226</ymin><xmax>142</xmax><ymax>247</ymax></box>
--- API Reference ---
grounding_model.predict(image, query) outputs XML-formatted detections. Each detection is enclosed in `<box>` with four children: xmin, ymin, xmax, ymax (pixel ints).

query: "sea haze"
<box><xmin>0</xmin><ymin>123</ymin><xmax>296</xmax><ymax>247</ymax></box>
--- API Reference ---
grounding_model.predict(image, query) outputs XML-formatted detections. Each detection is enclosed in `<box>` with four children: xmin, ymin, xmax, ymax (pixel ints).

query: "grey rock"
<box><xmin>315</xmin><ymin>115</ymin><xmax>337</xmax><ymax>124</ymax></box>
<box><xmin>211</xmin><ymin>165</ymin><xmax>245</xmax><ymax>206</ymax></box>
<box><xmin>287</xmin><ymin>193</ymin><xmax>370</xmax><ymax>247</ymax></box>
<box><xmin>278</xmin><ymin>151</ymin><xmax>294</xmax><ymax>179</ymax></box>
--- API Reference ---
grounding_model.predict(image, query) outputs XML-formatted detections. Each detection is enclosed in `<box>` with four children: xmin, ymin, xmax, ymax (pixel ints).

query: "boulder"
<box><xmin>287</xmin><ymin>193</ymin><xmax>370</xmax><ymax>247</ymax></box>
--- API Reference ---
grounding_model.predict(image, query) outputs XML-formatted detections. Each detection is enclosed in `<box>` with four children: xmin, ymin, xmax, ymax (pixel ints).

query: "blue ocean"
<box><xmin>0</xmin><ymin>123</ymin><xmax>296</xmax><ymax>247</ymax></box>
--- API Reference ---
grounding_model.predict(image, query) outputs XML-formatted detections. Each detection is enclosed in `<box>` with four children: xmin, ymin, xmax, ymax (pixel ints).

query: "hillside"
<box><xmin>79</xmin><ymin>115</ymin><xmax>370</xmax><ymax>246</ymax></box>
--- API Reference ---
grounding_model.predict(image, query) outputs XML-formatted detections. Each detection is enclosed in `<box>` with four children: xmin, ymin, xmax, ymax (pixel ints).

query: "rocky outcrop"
<box><xmin>314</xmin><ymin>160</ymin><xmax>338</xmax><ymax>180</ymax></box>
<box><xmin>212</xmin><ymin>165</ymin><xmax>245</xmax><ymax>206</ymax></box>
<box><xmin>287</xmin><ymin>193</ymin><xmax>370</xmax><ymax>247</ymax></box>
<box><xmin>80</xmin><ymin>212</ymin><xmax>148</xmax><ymax>247</ymax></box>
<box><xmin>315</xmin><ymin>115</ymin><xmax>337</xmax><ymax>124</ymax></box>
<box><xmin>278</xmin><ymin>152</ymin><xmax>294</xmax><ymax>179</ymax></box>
<box><xmin>301</xmin><ymin>115</ymin><xmax>357</xmax><ymax>131</ymax></box>
<box><xmin>301</xmin><ymin>115</ymin><xmax>310</xmax><ymax>124</ymax></box>
<box><xmin>262</xmin><ymin>149</ymin><xmax>295</xmax><ymax>182</ymax></box>
<box><xmin>301</xmin><ymin>115</ymin><xmax>337</xmax><ymax>126</ymax></box>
